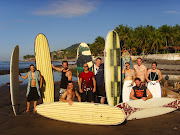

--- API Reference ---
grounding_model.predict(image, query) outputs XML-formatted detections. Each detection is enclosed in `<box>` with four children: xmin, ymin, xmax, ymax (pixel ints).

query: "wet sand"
<box><xmin>0</xmin><ymin>83</ymin><xmax>180</xmax><ymax>135</ymax></box>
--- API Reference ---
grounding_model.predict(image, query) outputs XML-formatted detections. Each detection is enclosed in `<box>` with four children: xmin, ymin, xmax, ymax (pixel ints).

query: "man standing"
<box><xmin>52</xmin><ymin>61</ymin><xmax>72</xmax><ymax>99</ymax></box>
<box><xmin>130</xmin><ymin>78</ymin><xmax>152</xmax><ymax>101</ymax></box>
<box><xmin>79</xmin><ymin>63</ymin><xmax>96</xmax><ymax>103</ymax></box>
<box><xmin>19</xmin><ymin>64</ymin><xmax>42</xmax><ymax>113</ymax></box>
<box><xmin>134</xmin><ymin>58</ymin><xmax>147</xmax><ymax>86</ymax></box>
<box><xmin>94</xmin><ymin>57</ymin><xmax>106</xmax><ymax>104</ymax></box>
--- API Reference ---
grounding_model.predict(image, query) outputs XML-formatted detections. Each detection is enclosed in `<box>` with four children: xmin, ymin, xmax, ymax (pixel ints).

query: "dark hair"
<box><xmin>152</xmin><ymin>62</ymin><xmax>157</xmax><ymax>66</ymax></box>
<box><xmin>125</xmin><ymin>62</ymin><xmax>130</xmax><ymax>65</ymax></box>
<box><xmin>30</xmin><ymin>64</ymin><xmax>35</xmax><ymax>67</ymax></box>
<box><xmin>62</xmin><ymin>61</ymin><xmax>68</xmax><ymax>66</ymax></box>
<box><xmin>96</xmin><ymin>57</ymin><xmax>102</xmax><ymax>61</ymax></box>
<box><xmin>67</xmin><ymin>81</ymin><xmax>73</xmax><ymax>85</ymax></box>
<box><xmin>134</xmin><ymin>77</ymin><xmax>141</xmax><ymax>82</ymax></box>
<box><xmin>137</xmin><ymin>57</ymin><xmax>142</xmax><ymax>61</ymax></box>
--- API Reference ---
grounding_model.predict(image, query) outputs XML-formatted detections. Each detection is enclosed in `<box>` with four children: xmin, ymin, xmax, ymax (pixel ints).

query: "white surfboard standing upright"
<box><xmin>10</xmin><ymin>45</ymin><xmax>20</xmax><ymax>115</ymax></box>
<box><xmin>104</xmin><ymin>30</ymin><xmax>121</xmax><ymax>106</ymax></box>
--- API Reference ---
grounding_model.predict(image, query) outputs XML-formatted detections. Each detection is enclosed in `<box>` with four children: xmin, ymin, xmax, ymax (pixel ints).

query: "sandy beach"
<box><xmin>0</xmin><ymin>82</ymin><xmax>180</xmax><ymax>135</ymax></box>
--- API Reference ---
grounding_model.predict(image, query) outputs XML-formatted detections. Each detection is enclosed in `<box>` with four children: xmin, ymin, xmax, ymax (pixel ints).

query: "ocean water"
<box><xmin>0</xmin><ymin>61</ymin><xmax>76</xmax><ymax>70</ymax></box>
<box><xmin>0</xmin><ymin>61</ymin><xmax>77</xmax><ymax>86</ymax></box>
<box><xmin>0</xmin><ymin>71</ymin><xmax>78</xmax><ymax>87</ymax></box>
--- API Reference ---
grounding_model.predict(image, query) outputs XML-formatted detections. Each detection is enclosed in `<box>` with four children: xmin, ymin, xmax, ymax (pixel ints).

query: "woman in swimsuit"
<box><xmin>146</xmin><ymin>62</ymin><xmax>162</xmax><ymax>98</ymax></box>
<box><xmin>122</xmin><ymin>62</ymin><xmax>135</xmax><ymax>102</ymax></box>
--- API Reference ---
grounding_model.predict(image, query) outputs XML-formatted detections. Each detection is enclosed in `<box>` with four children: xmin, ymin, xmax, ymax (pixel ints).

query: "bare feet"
<box><xmin>24</xmin><ymin>110</ymin><xmax>30</xmax><ymax>113</ymax></box>
<box><xmin>33</xmin><ymin>110</ymin><xmax>36</xmax><ymax>114</ymax></box>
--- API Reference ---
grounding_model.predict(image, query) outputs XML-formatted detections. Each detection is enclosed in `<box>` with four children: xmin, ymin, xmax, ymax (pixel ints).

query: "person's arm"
<box><xmin>51</xmin><ymin>64</ymin><xmax>61</xmax><ymax>72</ymax></box>
<box><xmin>75</xmin><ymin>91</ymin><xmax>81</xmax><ymax>102</ymax></box>
<box><xmin>19</xmin><ymin>72</ymin><xmax>28</xmax><ymax>79</ymax></box>
<box><xmin>146</xmin><ymin>69</ymin><xmax>151</xmax><ymax>82</ymax></box>
<box><xmin>92</xmin><ymin>77</ymin><xmax>96</xmax><ymax>93</ymax></box>
<box><xmin>59</xmin><ymin>91</ymin><xmax>73</xmax><ymax>105</ymax></box>
<box><xmin>144</xmin><ymin>66</ymin><xmax>147</xmax><ymax>81</ymax></box>
<box><xmin>141</xmin><ymin>88</ymin><xmax>153</xmax><ymax>101</ymax></box>
<box><xmin>130</xmin><ymin>88</ymin><xmax>139</xmax><ymax>100</ymax></box>
<box><xmin>78</xmin><ymin>78</ymin><xmax>83</xmax><ymax>93</ymax></box>
<box><xmin>146</xmin><ymin>88</ymin><xmax>153</xmax><ymax>100</ymax></box>
<box><xmin>131</xmin><ymin>69</ymin><xmax>135</xmax><ymax>86</ymax></box>
<box><xmin>122</xmin><ymin>65</ymin><xmax>126</xmax><ymax>74</ymax></box>
<box><xmin>156</xmin><ymin>70</ymin><xmax>162</xmax><ymax>83</ymax></box>
<box><xmin>67</xmin><ymin>71</ymin><xmax>72</xmax><ymax>81</ymax></box>
<box><xmin>133</xmin><ymin>65</ymin><xmax>137</xmax><ymax>76</ymax></box>
<box><xmin>59</xmin><ymin>91</ymin><xmax>68</xmax><ymax>102</ymax></box>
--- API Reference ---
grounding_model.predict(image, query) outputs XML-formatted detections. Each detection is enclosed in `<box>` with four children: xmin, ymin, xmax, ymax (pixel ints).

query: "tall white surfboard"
<box><xmin>10</xmin><ymin>45</ymin><xmax>20</xmax><ymax>115</ymax></box>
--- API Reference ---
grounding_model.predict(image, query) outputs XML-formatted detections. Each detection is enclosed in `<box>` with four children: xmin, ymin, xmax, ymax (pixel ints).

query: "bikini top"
<box><xmin>125</xmin><ymin>71</ymin><xmax>133</xmax><ymax>77</ymax></box>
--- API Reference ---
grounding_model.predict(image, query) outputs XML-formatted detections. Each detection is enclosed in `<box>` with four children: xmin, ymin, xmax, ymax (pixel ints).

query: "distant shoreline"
<box><xmin>19</xmin><ymin>58</ymin><xmax>77</xmax><ymax>62</ymax></box>
<box><xmin>1</xmin><ymin>58</ymin><xmax>180</xmax><ymax>75</ymax></box>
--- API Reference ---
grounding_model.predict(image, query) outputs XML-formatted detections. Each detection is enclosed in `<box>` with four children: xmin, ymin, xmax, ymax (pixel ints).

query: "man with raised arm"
<box><xmin>52</xmin><ymin>61</ymin><xmax>72</xmax><ymax>99</ymax></box>
<box><xmin>19</xmin><ymin>64</ymin><xmax>42</xmax><ymax>113</ymax></box>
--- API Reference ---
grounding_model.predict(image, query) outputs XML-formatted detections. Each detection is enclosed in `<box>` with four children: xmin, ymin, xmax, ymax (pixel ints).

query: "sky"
<box><xmin>0</xmin><ymin>0</ymin><xmax>179</xmax><ymax>61</ymax></box>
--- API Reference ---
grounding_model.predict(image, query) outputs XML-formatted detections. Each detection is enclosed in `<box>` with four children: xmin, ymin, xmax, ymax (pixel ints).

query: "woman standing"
<box><xmin>146</xmin><ymin>62</ymin><xmax>162</xmax><ymax>98</ymax></box>
<box><xmin>122</xmin><ymin>62</ymin><xmax>135</xmax><ymax>102</ymax></box>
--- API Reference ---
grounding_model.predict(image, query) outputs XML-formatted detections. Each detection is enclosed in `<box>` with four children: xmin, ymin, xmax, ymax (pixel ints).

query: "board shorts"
<box><xmin>59</xmin><ymin>88</ymin><xmax>66</xmax><ymax>99</ymax></box>
<box><xmin>96</xmin><ymin>84</ymin><xmax>106</xmax><ymax>98</ymax></box>
<box><xmin>27</xmin><ymin>87</ymin><xmax>40</xmax><ymax>102</ymax></box>
<box><xmin>81</xmin><ymin>90</ymin><xmax>95</xmax><ymax>102</ymax></box>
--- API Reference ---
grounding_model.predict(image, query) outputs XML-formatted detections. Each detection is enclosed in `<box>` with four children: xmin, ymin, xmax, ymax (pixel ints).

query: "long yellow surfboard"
<box><xmin>104</xmin><ymin>30</ymin><xmax>121</xmax><ymax>106</ymax></box>
<box><xmin>36</xmin><ymin>102</ymin><xmax>125</xmax><ymax>125</ymax></box>
<box><xmin>35</xmin><ymin>34</ymin><xmax>54</xmax><ymax>103</ymax></box>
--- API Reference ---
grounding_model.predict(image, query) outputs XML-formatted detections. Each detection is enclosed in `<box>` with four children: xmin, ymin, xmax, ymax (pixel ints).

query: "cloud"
<box><xmin>33</xmin><ymin>0</ymin><xmax>98</xmax><ymax>18</ymax></box>
<box><xmin>165</xmin><ymin>10</ymin><xmax>179</xmax><ymax>14</ymax></box>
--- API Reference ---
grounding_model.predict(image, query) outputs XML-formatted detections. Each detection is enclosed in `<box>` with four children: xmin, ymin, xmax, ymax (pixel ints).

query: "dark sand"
<box><xmin>0</xmin><ymin>83</ymin><xmax>180</xmax><ymax>135</ymax></box>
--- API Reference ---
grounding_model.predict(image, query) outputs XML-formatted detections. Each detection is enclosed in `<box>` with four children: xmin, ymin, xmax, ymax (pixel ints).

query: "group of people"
<box><xmin>122</xmin><ymin>57</ymin><xmax>162</xmax><ymax>102</ymax></box>
<box><xmin>52</xmin><ymin>57</ymin><xmax>106</xmax><ymax>104</ymax></box>
<box><xmin>19</xmin><ymin>57</ymin><xmax>162</xmax><ymax>113</ymax></box>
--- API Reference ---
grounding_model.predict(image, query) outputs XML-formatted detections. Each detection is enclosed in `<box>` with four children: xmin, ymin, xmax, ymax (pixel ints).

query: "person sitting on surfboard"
<box><xmin>19</xmin><ymin>64</ymin><xmax>42</xmax><ymax>113</ymax></box>
<box><xmin>134</xmin><ymin>58</ymin><xmax>147</xmax><ymax>86</ymax></box>
<box><xmin>130</xmin><ymin>78</ymin><xmax>152</xmax><ymax>101</ymax></box>
<box><xmin>93</xmin><ymin>57</ymin><xmax>106</xmax><ymax>104</ymax></box>
<box><xmin>52</xmin><ymin>61</ymin><xmax>72</xmax><ymax>99</ymax></box>
<box><xmin>146</xmin><ymin>62</ymin><xmax>162</xmax><ymax>98</ymax></box>
<box><xmin>79</xmin><ymin>63</ymin><xmax>96</xmax><ymax>103</ymax></box>
<box><xmin>122</xmin><ymin>62</ymin><xmax>135</xmax><ymax>102</ymax></box>
<box><xmin>60</xmin><ymin>81</ymin><xmax>81</xmax><ymax>105</ymax></box>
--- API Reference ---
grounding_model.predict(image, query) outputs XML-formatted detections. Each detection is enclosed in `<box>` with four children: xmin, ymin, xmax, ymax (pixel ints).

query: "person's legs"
<box><xmin>26</xmin><ymin>102</ymin><xmax>30</xmax><ymax>112</ymax></box>
<box><xmin>88</xmin><ymin>91</ymin><xmax>95</xmax><ymax>103</ymax></box>
<box><xmin>33</xmin><ymin>101</ymin><xmax>37</xmax><ymax>113</ymax></box>
<box><xmin>100</xmin><ymin>97</ymin><xmax>105</xmax><ymax>104</ymax></box>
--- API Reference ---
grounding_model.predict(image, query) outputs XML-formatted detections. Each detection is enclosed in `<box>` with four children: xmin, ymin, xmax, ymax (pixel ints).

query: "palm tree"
<box><xmin>149</xmin><ymin>30</ymin><xmax>164</xmax><ymax>54</ymax></box>
<box><xmin>133</xmin><ymin>25</ymin><xmax>152</xmax><ymax>55</ymax></box>
<box><xmin>115</xmin><ymin>25</ymin><xmax>133</xmax><ymax>48</ymax></box>
<box><xmin>90</xmin><ymin>36</ymin><xmax>105</xmax><ymax>56</ymax></box>
<box><xmin>159</xmin><ymin>25</ymin><xmax>171</xmax><ymax>47</ymax></box>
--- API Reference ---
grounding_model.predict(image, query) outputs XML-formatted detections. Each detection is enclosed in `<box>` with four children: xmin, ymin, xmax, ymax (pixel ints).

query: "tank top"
<box><xmin>60</xmin><ymin>68</ymin><xmax>69</xmax><ymax>89</ymax></box>
<box><xmin>133</xmin><ymin>85</ymin><xmax>147</xmax><ymax>99</ymax></box>
<box><xmin>148</xmin><ymin>69</ymin><xmax>158</xmax><ymax>81</ymax></box>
